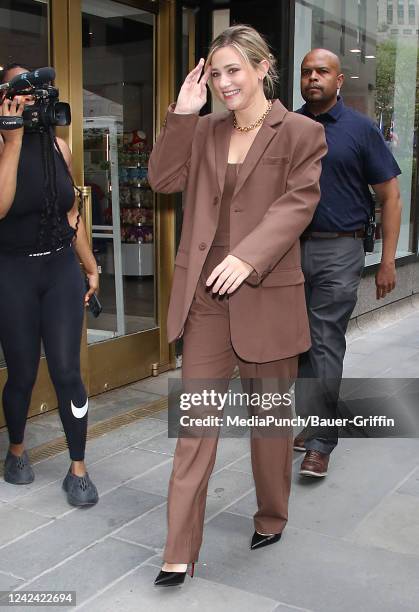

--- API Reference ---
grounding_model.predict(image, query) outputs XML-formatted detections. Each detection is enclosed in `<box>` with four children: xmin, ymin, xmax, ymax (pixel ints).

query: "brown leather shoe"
<box><xmin>293</xmin><ymin>434</ymin><xmax>306</xmax><ymax>452</ymax></box>
<box><xmin>299</xmin><ymin>450</ymin><xmax>329</xmax><ymax>477</ymax></box>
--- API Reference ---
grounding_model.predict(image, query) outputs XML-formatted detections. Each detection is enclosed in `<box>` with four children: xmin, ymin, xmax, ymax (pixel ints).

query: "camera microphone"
<box><xmin>0</xmin><ymin>67</ymin><xmax>56</xmax><ymax>93</ymax></box>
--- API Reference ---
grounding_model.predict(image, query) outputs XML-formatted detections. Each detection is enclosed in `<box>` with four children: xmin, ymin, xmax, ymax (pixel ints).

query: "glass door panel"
<box><xmin>81</xmin><ymin>0</ymin><xmax>156</xmax><ymax>344</ymax></box>
<box><xmin>293</xmin><ymin>0</ymin><xmax>419</xmax><ymax>263</ymax></box>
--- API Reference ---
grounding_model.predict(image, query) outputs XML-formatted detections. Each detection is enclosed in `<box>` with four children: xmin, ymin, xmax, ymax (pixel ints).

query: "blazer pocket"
<box><xmin>261</xmin><ymin>155</ymin><xmax>290</xmax><ymax>165</ymax></box>
<box><xmin>174</xmin><ymin>249</ymin><xmax>189</xmax><ymax>269</ymax></box>
<box><xmin>261</xmin><ymin>267</ymin><xmax>305</xmax><ymax>287</ymax></box>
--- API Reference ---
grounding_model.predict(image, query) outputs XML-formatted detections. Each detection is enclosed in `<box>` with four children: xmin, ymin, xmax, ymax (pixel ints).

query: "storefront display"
<box><xmin>84</xmin><ymin>122</ymin><xmax>154</xmax><ymax>277</ymax></box>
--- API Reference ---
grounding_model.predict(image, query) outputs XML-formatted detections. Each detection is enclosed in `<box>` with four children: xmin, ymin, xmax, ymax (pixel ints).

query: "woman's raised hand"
<box><xmin>174</xmin><ymin>58</ymin><xmax>212</xmax><ymax>115</ymax></box>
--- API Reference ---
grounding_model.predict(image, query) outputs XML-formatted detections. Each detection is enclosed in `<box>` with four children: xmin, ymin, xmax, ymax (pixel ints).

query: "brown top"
<box><xmin>201</xmin><ymin>163</ymin><xmax>240</xmax><ymax>280</ymax></box>
<box><xmin>212</xmin><ymin>163</ymin><xmax>240</xmax><ymax>246</ymax></box>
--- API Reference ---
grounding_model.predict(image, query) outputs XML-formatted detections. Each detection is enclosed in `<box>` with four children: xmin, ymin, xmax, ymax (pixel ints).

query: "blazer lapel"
<box><xmin>213</xmin><ymin>100</ymin><xmax>288</xmax><ymax>198</ymax></box>
<box><xmin>214</xmin><ymin>112</ymin><xmax>233</xmax><ymax>195</ymax></box>
<box><xmin>232</xmin><ymin>99</ymin><xmax>288</xmax><ymax>199</ymax></box>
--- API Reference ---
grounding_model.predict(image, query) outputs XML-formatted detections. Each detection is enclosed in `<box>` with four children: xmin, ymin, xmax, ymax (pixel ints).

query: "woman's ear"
<box><xmin>257</xmin><ymin>59</ymin><xmax>270</xmax><ymax>81</ymax></box>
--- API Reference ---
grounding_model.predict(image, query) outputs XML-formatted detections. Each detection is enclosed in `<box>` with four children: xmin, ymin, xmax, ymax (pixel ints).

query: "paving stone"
<box><xmin>229</xmin><ymin>451</ymin><xmax>304</xmax><ymax>476</ymax></box>
<box><xmin>397</xmin><ymin>467</ymin><xmax>419</xmax><ymax>497</ymax></box>
<box><xmin>118</xmin><ymin>467</ymin><xmax>253</xmax><ymax>553</ymax></box>
<box><xmin>198</xmin><ymin>512</ymin><xmax>419</xmax><ymax>612</ymax></box>
<box><xmin>0</xmin><ymin>423</ymin><xmax>64</xmax><ymax>456</ymax></box>
<box><xmin>212</xmin><ymin>438</ymin><xmax>249</xmax><ymax>472</ymax></box>
<box><xmin>0</xmin><ymin>570</ymin><xmax>25</xmax><ymax>592</ymax></box>
<box><xmin>125</xmin><ymin>461</ymin><xmax>254</xmax><ymax>523</ymax></box>
<box><xmin>84</xmin><ymin>418</ymin><xmax>168</xmax><ymax>464</ymax></box>
<box><xmin>0</xmin><ymin>502</ymin><xmax>52</xmax><ymax>546</ymax></box>
<box><xmin>114</xmin><ymin>504</ymin><xmax>167</xmax><ymax>552</ymax></box>
<box><xmin>0</xmin><ymin>486</ymin><xmax>164</xmax><ymax>581</ymax></box>
<box><xmin>12</xmin><ymin>447</ymin><xmax>169</xmax><ymax>518</ymax></box>
<box><xmin>12</xmin><ymin>478</ymin><xmax>80</xmax><ymax>519</ymax></box>
<box><xmin>130</xmin><ymin>370</ymin><xmax>181</xmax><ymax>396</ymax></box>
<box><xmin>228</xmin><ymin>453</ymin><xmax>252</xmax><ymax>474</ymax></box>
<box><xmin>134</xmin><ymin>431</ymin><xmax>178</xmax><ymax>456</ymax></box>
<box><xmin>345</xmin><ymin>332</ymin><xmax>417</xmax><ymax>356</ymax></box>
<box><xmin>123</xmin><ymin>461</ymin><xmax>173</xmax><ymax>498</ymax></box>
<box><xmin>24</xmin><ymin>410</ymin><xmax>65</xmax><ymax>432</ymax></box>
<box><xmin>146</xmin><ymin>409</ymin><xmax>168</xmax><ymax>422</ymax></box>
<box><xmin>92</xmin><ymin>385</ymin><xmax>155</xmax><ymax>406</ymax></box>
<box><xmin>88</xmin><ymin>447</ymin><xmax>172</xmax><ymax>494</ymax></box>
<box><xmin>0</xmin><ymin>453</ymin><xmax>70</xmax><ymax>503</ymax></box>
<box><xmin>228</xmin><ymin>439</ymin><xmax>419</xmax><ymax>539</ymax></box>
<box><xmin>26</xmin><ymin>537</ymin><xmax>152</xmax><ymax>608</ymax></box>
<box><xmin>135</xmin><ymin>433</ymin><xmax>249</xmax><ymax>472</ymax></box>
<box><xmin>342</xmin><ymin>363</ymin><xmax>389</xmax><ymax>378</ymax></box>
<box><xmin>86</xmin><ymin>389</ymin><xmax>163</xmax><ymax>425</ymax></box>
<box><xmin>0</xmin><ymin>420</ymin><xmax>167</xmax><ymax>504</ymax></box>
<box><xmin>205</xmin><ymin>468</ymin><xmax>254</xmax><ymax>520</ymax></box>
<box><xmin>345</xmin><ymin>345</ymin><xmax>419</xmax><ymax>378</ymax></box>
<box><xmin>339</xmin><ymin>376</ymin><xmax>411</xmax><ymax>401</ymax></box>
<box><xmin>348</xmin><ymin>491</ymin><xmax>419</xmax><ymax>555</ymax></box>
<box><xmin>273</xmin><ymin>606</ymin><xmax>313</xmax><ymax>612</ymax></box>
<box><xmin>83</xmin><ymin>564</ymin><xmax>280</xmax><ymax>612</ymax></box>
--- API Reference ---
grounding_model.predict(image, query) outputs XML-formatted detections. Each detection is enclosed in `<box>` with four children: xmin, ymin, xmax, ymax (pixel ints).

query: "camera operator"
<box><xmin>0</xmin><ymin>63</ymin><xmax>99</xmax><ymax>507</ymax></box>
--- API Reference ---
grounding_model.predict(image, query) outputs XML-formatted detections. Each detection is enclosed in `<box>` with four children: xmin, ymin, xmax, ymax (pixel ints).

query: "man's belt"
<box><xmin>301</xmin><ymin>229</ymin><xmax>365</xmax><ymax>240</ymax></box>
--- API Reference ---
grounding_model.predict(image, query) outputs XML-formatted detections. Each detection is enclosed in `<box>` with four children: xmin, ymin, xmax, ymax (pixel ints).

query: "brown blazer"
<box><xmin>148</xmin><ymin>99</ymin><xmax>327</xmax><ymax>362</ymax></box>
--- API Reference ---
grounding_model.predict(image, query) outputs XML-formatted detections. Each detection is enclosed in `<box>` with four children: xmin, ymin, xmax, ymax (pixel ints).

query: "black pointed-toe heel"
<box><xmin>250</xmin><ymin>531</ymin><xmax>281</xmax><ymax>550</ymax></box>
<box><xmin>154</xmin><ymin>562</ymin><xmax>195</xmax><ymax>587</ymax></box>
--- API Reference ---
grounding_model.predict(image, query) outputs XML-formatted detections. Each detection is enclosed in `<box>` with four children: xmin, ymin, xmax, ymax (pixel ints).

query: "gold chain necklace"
<box><xmin>233</xmin><ymin>100</ymin><xmax>273</xmax><ymax>133</ymax></box>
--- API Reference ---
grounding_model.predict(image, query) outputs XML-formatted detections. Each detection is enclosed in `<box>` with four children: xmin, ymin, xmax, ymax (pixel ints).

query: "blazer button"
<box><xmin>213</xmin><ymin>196</ymin><xmax>219</xmax><ymax>206</ymax></box>
<box><xmin>198</xmin><ymin>242</ymin><xmax>207</xmax><ymax>251</ymax></box>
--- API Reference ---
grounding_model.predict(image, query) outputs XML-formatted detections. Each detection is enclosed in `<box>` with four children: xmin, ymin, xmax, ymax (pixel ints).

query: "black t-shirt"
<box><xmin>0</xmin><ymin>131</ymin><xmax>75</xmax><ymax>255</ymax></box>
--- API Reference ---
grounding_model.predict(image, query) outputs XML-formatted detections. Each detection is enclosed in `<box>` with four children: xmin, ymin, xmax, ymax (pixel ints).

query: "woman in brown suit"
<box><xmin>148</xmin><ymin>25</ymin><xmax>327</xmax><ymax>586</ymax></box>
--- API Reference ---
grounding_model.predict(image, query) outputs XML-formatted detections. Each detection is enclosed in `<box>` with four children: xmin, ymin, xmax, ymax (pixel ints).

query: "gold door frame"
<box><xmin>0</xmin><ymin>0</ymin><xmax>176</xmax><ymax>426</ymax></box>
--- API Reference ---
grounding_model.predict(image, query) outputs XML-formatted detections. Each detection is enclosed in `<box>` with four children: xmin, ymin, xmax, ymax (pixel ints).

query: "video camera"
<box><xmin>0</xmin><ymin>67</ymin><xmax>71</xmax><ymax>131</ymax></box>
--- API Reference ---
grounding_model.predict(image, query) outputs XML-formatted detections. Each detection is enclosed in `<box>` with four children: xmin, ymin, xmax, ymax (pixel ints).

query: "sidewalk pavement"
<box><xmin>1</xmin><ymin>307</ymin><xmax>419</xmax><ymax>612</ymax></box>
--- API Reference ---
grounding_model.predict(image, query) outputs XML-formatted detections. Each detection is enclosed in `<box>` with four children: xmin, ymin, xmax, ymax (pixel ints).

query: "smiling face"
<box><xmin>209</xmin><ymin>45</ymin><xmax>267</xmax><ymax>111</ymax></box>
<box><xmin>300</xmin><ymin>49</ymin><xmax>344</xmax><ymax>106</ymax></box>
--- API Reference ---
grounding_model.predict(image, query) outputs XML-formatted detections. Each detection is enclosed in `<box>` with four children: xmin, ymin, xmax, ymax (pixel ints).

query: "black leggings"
<box><xmin>0</xmin><ymin>245</ymin><xmax>88</xmax><ymax>461</ymax></box>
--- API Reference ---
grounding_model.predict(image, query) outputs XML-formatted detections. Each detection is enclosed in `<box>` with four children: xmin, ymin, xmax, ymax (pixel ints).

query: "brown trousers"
<box><xmin>163</xmin><ymin>264</ymin><xmax>297</xmax><ymax>563</ymax></box>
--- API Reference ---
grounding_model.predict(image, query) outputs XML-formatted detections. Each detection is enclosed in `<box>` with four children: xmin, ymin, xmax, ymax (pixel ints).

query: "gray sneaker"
<box><xmin>4</xmin><ymin>450</ymin><xmax>35</xmax><ymax>485</ymax></box>
<box><xmin>62</xmin><ymin>469</ymin><xmax>99</xmax><ymax>507</ymax></box>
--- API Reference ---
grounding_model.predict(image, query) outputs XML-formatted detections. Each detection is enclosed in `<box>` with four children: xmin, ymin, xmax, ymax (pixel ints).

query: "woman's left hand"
<box><xmin>85</xmin><ymin>270</ymin><xmax>99</xmax><ymax>305</ymax></box>
<box><xmin>206</xmin><ymin>255</ymin><xmax>254</xmax><ymax>295</ymax></box>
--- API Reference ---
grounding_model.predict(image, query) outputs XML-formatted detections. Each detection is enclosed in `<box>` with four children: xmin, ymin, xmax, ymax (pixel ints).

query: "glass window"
<box><xmin>387</xmin><ymin>1</ymin><xmax>394</xmax><ymax>24</ymax></box>
<box><xmin>0</xmin><ymin>0</ymin><xmax>48</xmax><ymax>72</ymax></box>
<box><xmin>293</xmin><ymin>0</ymin><xmax>419</xmax><ymax>264</ymax></box>
<box><xmin>0</xmin><ymin>0</ymin><xmax>49</xmax><ymax>367</ymax></box>
<box><xmin>82</xmin><ymin>0</ymin><xmax>156</xmax><ymax>343</ymax></box>
<box><xmin>398</xmin><ymin>0</ymin><xmax>405</xmax><ymax>24</ymax></box>
<box><xmin>408</xmin><ymin>0</ymin><xmax>416</xmax><ymax>24</ymax></box>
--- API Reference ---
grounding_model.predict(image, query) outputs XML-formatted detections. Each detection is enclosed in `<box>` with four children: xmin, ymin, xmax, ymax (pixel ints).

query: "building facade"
<box><xmin>0</xmin><ymin>0</ymin><xmax>418</xmax><ymax>425</ymax></box>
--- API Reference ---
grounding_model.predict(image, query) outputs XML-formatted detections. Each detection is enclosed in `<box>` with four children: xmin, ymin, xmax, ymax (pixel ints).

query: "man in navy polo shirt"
<box><xmin>294</xmin><ymin>48</ymin><xmax>402</xmax><ymax>477</ymax></box>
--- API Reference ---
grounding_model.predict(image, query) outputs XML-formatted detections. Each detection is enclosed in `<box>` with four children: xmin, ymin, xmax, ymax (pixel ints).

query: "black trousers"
<box><xmin>0</xmin><ymin>245</ymin><xmax>88</xmax><ymax>461</ymax></box>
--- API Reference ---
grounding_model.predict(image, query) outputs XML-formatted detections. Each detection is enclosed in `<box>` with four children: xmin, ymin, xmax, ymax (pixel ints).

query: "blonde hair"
<box><xmin>206</xmin><ymin>24</ymin><xmax>279</xmax><ymax>98</ymax></box>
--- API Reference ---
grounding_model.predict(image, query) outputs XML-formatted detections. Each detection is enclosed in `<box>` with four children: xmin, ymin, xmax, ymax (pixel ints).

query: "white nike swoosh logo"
<box><xmin>71</xmin><ymin>399</ymin><xmax>88</xmax><ymax>419</ymax></box>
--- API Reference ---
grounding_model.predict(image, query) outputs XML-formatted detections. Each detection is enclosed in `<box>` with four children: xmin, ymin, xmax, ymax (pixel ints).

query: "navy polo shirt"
<box><xmin>295</xmin><ymin>96</ymin><xmax>401</xmax><ymax>232</ymax></box>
